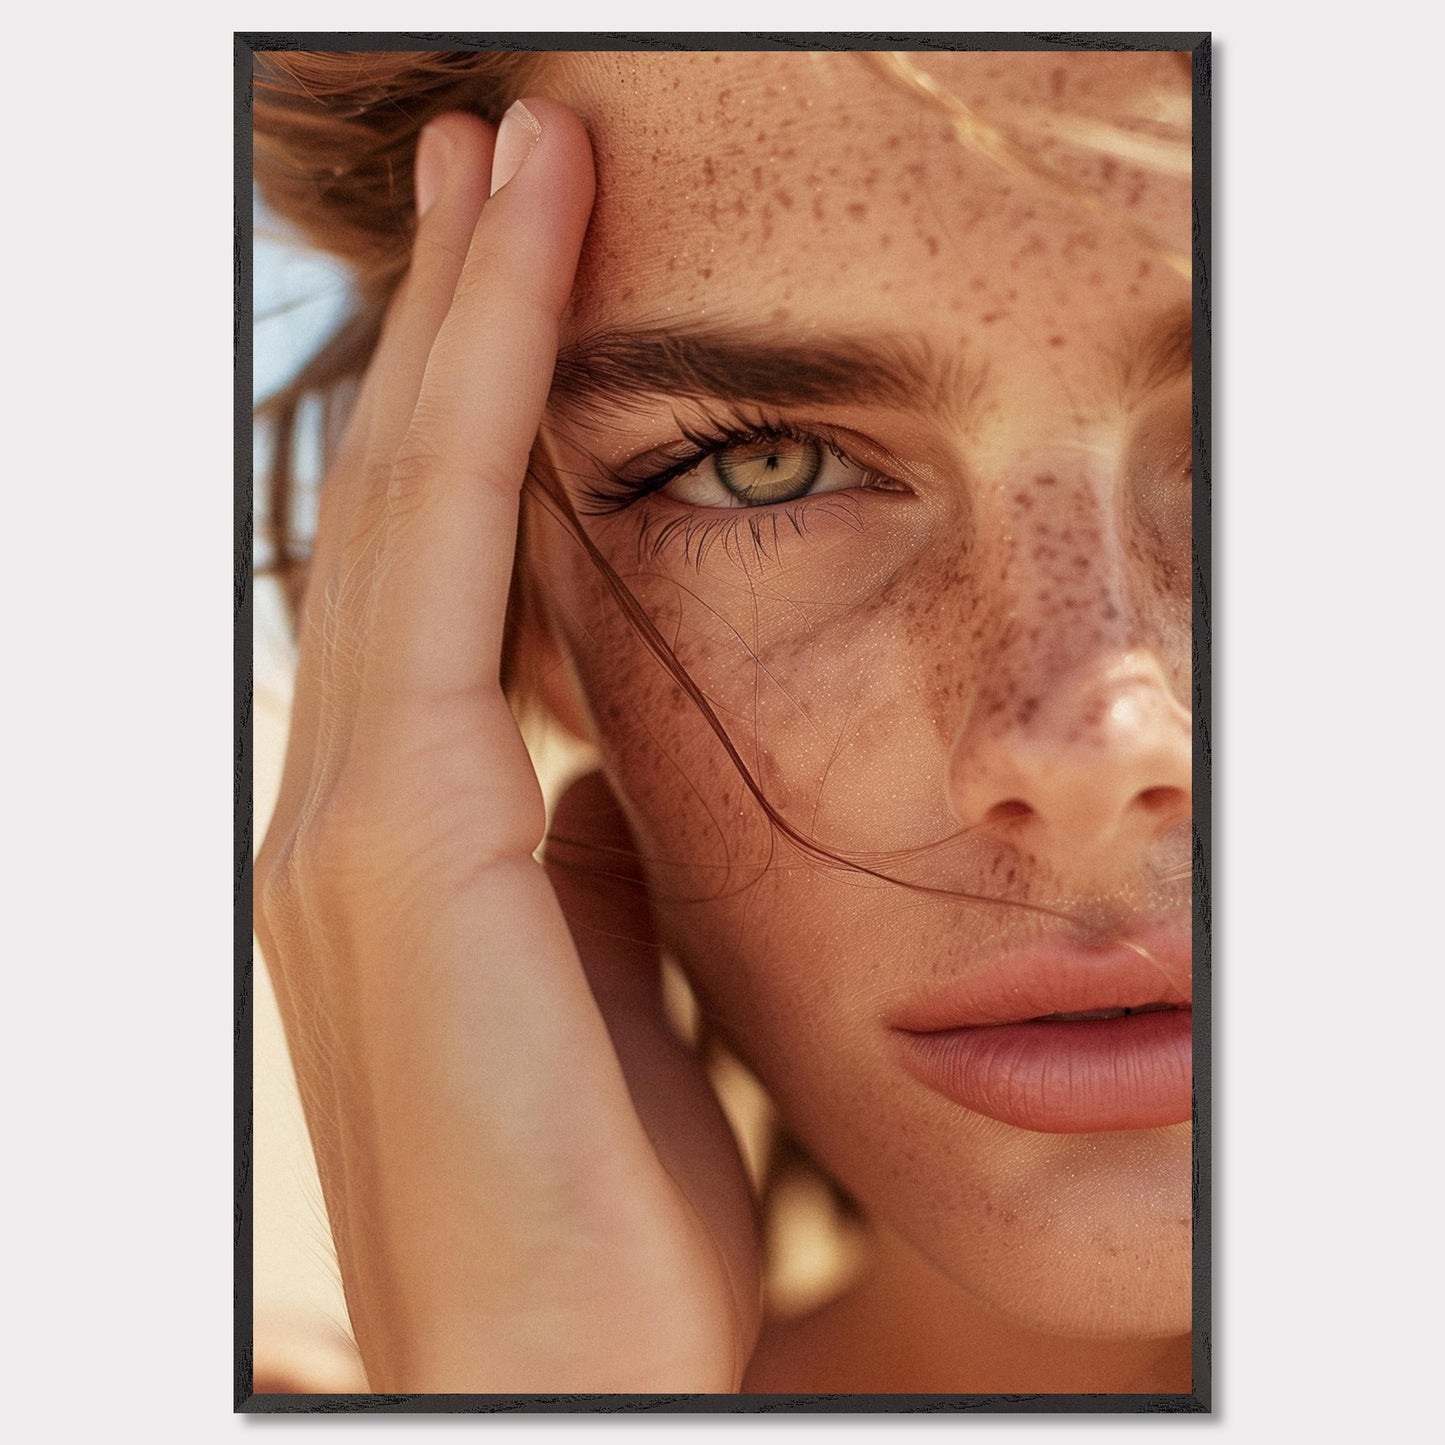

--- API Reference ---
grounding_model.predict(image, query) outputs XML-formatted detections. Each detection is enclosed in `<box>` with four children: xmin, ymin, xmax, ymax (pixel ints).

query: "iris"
<box><xmin>713</xmin><ymin>438</ymin><xmax>824</xmax><ymax>505</ymax></box>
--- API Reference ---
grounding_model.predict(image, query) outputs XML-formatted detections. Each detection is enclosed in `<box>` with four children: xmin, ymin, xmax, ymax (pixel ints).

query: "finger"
<box><xmin>266</xmin><ymin>114</ymin><xmax>498</xmax><ymax>840</ymax></box>
<box><xmin>333</xmin><ymin>111</ymin><xmax>498</xmax><ymax>555</ymax></box>
<box><xmin>355</xmin><ymin>97</ymin><xmax>595</xmax><ymax>720</ymax></box>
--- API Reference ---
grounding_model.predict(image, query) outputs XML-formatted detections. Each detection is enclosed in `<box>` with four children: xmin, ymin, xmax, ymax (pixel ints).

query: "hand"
<box><xmin>253</xmin><ymin>102</ymin><xmax>761</xmax><ymax>1394</ymax></box>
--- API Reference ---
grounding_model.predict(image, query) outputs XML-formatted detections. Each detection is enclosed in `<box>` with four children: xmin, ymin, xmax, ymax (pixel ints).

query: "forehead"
<box><xmin>548</xmin><ymin>51</ymin><xmax>1191</xmax><ymax>343</ymax></box>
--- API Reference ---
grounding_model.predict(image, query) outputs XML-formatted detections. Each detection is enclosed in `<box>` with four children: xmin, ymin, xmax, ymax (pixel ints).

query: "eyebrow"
<box><xmin>549</xmin><ymin>325</ymin><xmax>992</xmax><ymax>426</ymax></box>
<box><xmin>548</xmin><ymin>307</ymin><xmax>1192</xmax><ymax>423</ymax></box>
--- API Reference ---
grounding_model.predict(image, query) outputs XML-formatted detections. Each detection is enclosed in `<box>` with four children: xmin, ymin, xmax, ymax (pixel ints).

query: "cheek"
<box><xmin>571</xmin><ymin>616</ymin><xmax>753</xmax><ymax>876</ymax></box>
<box><xmin>534</xmin><ymin>519</ymin><xmax>773</xmax><ymax>889</ymax></box>
<box><xmin>542</xmin><ymin>509</ymin><xmax>974</xmax><ymax>868</ymax></box>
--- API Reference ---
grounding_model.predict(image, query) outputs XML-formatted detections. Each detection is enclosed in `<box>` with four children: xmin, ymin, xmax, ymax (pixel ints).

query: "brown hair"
<box><xmin>254</xmin><ymin>51</ymin><xmax>549</xmax><ymax>617</ymax></box>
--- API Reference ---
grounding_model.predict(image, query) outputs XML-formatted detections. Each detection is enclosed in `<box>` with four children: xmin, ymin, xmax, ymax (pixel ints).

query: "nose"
<box><xmin>948</xmin><ymin>650</ymin><xmax>1191</xmax><ymax>862</ymax></box>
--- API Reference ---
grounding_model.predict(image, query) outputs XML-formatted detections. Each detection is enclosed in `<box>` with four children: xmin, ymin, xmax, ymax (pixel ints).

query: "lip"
<box><xmin>890</xmin><ymin>931</ymin><xmax>1192</xmax><ymax>1134</ymax></box>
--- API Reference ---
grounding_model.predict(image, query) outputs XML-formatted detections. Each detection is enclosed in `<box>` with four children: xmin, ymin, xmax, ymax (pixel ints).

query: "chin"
<box><xmin>968</xmin><ymin>1247</ymin><xmax>1194</xmax><ymax>1342</ymax></box>
<box><xmin>910</xmin><ymin>1121</ymin><xmax>1195</xmax><ymax>1340</ymax></box>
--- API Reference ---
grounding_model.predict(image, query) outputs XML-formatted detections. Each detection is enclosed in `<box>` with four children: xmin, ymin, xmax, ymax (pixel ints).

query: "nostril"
<box><xmin>985</xmin><ymin>799</ymin><xmax>1034</xmax><ymax>826</ymax></box>
<box><xmin>1137</xmin><ymin>786</ymin><xmax>1186</xmax><ymax>815</ymax></box>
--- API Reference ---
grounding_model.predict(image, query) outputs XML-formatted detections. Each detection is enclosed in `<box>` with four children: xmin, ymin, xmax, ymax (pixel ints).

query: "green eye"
<box><xmin>660</xmin><ymin>430</ymin><xmax>875</xmax><ymax>510</ymax></box>
<box><xmin>714</xmin><ymin>439</ymin><xmax>824</xmax><ymax>504</ymax></box>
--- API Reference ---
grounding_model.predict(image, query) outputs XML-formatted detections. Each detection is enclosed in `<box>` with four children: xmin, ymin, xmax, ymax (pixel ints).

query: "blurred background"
<box><xmin>251</xmin><ymin>195</ymin><xmax>367</xmax><ymax>1390</ymax></box>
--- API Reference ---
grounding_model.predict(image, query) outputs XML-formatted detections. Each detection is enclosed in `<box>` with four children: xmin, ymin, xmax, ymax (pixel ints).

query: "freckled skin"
<box><xmin>533</xmin><ymin>52</ymin><xmax>1193</xmax><ymax>1346</ymax></box>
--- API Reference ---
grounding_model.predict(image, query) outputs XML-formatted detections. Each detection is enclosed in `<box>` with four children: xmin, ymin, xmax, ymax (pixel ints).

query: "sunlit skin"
<box><xmin>526</xmin><ymin>52</ymin><xmax>1194</xmax><ymax>1388</ymax></box>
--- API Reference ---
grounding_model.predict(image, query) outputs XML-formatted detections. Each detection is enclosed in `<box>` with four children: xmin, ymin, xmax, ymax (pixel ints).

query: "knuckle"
<box><xmin>386</xmin><ymin>429</ymin><xmax>444</xmax><ymax>522</ymax></box>
<box><xmin>386</xmin><ymin>413</ymin><xmax>524</xmax><ymax>522</ymax></box>
<box><xmin>449</xmin><ymin>241</ymin><xmax>504</xmax><ymax>309</ymax></box>
<box><xmin>340</xmin><ymin>456</ymin><xmax>394</xmax><ymax>554</ymax></box>
<box><xmin>409</xmin><ymin>229</ymin><xmax>469</xmax><ymax>272</ymax></box>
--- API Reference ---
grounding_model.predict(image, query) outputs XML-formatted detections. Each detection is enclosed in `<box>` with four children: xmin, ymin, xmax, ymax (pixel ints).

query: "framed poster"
<box><xmin>239</xmin><ymin>31</ymin><xmax>1210</xmax><ymax>1413</ymax></box>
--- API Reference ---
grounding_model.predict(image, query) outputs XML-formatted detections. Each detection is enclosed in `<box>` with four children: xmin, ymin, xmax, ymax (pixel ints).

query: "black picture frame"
<box><xmin>236</xmin><ymin>30</ymin><xmax>1212</xmax><ymax>1415</ymax></box>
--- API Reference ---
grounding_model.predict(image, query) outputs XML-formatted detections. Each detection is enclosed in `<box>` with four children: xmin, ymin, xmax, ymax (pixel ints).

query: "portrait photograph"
<box><xmin>241</xmin><ymin>31</ymin><xmax>1210</xmax><ymax>1413</ymax></box>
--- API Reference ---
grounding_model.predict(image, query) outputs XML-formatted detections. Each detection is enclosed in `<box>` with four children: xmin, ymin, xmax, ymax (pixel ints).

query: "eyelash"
<box><xmin>574</xmin><ymin>407</ymin><xmax>891</xmax><ymax>518</ymax></box>
<box><xmin>568</xmin><ymin>410</ymin><xmax>894</xmax><ymax>568</ymax></box>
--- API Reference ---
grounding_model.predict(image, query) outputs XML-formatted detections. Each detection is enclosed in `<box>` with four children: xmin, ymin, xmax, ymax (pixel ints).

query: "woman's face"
<box><xmin>532</xmin><ymin>51</ymin><xmax>1194</xmax><ymax>1337</ymax></box>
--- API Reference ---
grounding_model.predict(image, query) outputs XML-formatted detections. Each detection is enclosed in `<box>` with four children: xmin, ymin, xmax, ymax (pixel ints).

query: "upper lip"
<box><xmin>888</xmin><ymin>929</ymin><xmax>1191</xmax><ymax>1032</ymax></box>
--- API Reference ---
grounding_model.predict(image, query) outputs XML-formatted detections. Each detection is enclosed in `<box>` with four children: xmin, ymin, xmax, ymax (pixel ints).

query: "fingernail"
<box><xmin>414</xmin><ymin>122</ymin><xmax>453</xmax><ymax>217</ymax></box>
<box><xmin>490</xmin><ymin>101</ymin><xmax>542</xmax><ymax>196</ymax></box>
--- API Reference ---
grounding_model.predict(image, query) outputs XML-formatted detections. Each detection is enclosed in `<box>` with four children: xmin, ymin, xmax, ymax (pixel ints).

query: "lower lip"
<box><xmin>896</xmin><ymin>1008</ymin><xmax>1192</xmax><ymax>1134</ymax></box>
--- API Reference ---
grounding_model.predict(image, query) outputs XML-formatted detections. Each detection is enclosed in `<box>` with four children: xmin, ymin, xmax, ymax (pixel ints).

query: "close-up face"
<box><xmin>528</xmin><ymin>50</ymin><xmax>1194</xmax><ymax>1338</ymax></box>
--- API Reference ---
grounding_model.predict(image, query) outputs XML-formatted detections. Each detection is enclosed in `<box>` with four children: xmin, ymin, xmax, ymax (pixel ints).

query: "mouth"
<box><xmin>1035</xmin><ymin>1001</ymin><xmax>1182</xmax><ymax>1022</ymax></box>
<box><xmin>890</xmin><ymin>932</ymin><xmax>1192</xmax><ymax>1134</ymax></box>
